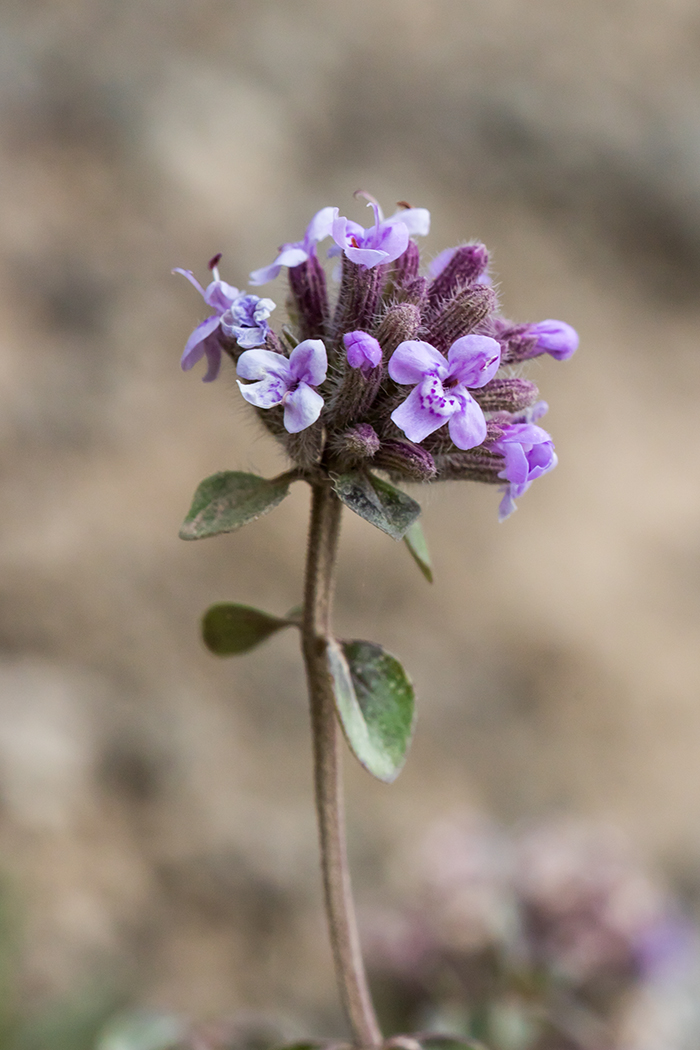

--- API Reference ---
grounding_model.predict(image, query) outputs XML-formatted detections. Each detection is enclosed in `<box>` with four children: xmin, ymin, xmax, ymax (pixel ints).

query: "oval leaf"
<box><xmin>327</xmin><ymin>639</ymin><xmax>415</xmax><ymax>782</ymax></box>
<box><xmin>333</xmin><ymin>471</ymin><xmax>421</xmax><ymax>540</ymax></box>
<box><xmin>202</xmin><ymin>603</ymin><xmax>292</xmax><ymax>656</ymax></box>
<box><xmin>179</xmin><ymin>471</ymin><xmax>292</xmax><ymax>540</ymax></box>
<box><xmin>404</xmin><ymin>520</ymin><xmax>433</xmax><ymax>582</ymax></box>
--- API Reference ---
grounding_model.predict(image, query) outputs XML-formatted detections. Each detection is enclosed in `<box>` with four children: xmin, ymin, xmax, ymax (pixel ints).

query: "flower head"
<box><xmin>174</xmin><ymin>259</ymin><xmax>276</xmax><ymax>381</ymax></box>
<box><xmin>389</xmin><ymin>335</ymin><xmax>501</xmax><ymax>449</ymax></box>
<box><xmin>236</xmin><ymin>340</ymin><xmax>327</xmax><ymax>433</ymax></box>
<box><xmin>249</xmin><ymin>207</ymin><xmax>336</xmax><ymax>285</ymax></box>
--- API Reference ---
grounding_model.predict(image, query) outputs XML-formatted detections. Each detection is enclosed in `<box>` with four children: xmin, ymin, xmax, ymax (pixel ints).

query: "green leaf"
<box><xmin>327</xmin><ymin>639</ymin><xmax>415</xmax><ymax>783</ymax></box>
<box><xmin>202</xmin><ymin>603</ymin><xmax>293</xmax><ymax>656</ymax></box>
<box><xmin>404</xmin><ymin>520</ymin><xmax>433</xmax><ymax>582</ymax></box>
<box><xmin>96</xmin><ymin>1012</ymin><xmax>185</xmax><ymax>1050</ymax></box>
<box><xmin>179</xmin><ymin>471</ymin><xmax>292</xmax><ymax>540</ymax></box>
<box><xmin>333</xmin><ymin>471</ymin><xmax>421</xmax><ymax>540</ymax></box>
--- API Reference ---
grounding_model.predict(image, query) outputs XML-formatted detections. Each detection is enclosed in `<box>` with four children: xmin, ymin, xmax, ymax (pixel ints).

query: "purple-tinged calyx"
<box><xmin>489</xmin><ymin>403</ymin><xmax>557</xmax><ymax>520</ymax></box>
<box><xmin>174</xmin><ymin>259</ymin><xmax>253</xmax><ymax>382</ymax></box>
<box><xmin>388</xmin><ymin>335</ymin><xmax>501</xmax><ymax>450</ymax></box>
<box><xmin>343</xmin><ymin>331</ymin><xmax>383</xmax><ymax>375</ymax></box>
<box><xmin>248</xmin><ymin>207</ymin><xmax>336</xmax><ymax>285</ymax></box>
<box><xmin>236</xmin><ymin>339</ymin><xmax>327</xmax><ymax>433</ymax></box>
<box><xmin>331</xmin><ymin>196</ymin><xmax>430</xmax><ymax>270</ymax></box>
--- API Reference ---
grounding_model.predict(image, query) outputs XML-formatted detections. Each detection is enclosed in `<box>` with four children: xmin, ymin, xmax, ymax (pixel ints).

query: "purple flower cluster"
<box><xmin>175</xmin><ymin>197</ymin><xmax>578</xmax><ymax>519</ymax></box>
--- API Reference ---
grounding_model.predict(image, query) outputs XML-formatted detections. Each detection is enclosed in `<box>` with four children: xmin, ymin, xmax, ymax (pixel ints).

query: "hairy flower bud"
<box><xmin>427</xmin><ymin>243</ymin><xmax>490</xmax><ymax>308</ymax></box>
<box><xmin>332</xmin><ymin>256</ymin><xmax>384</xmax><ymax>340</ymax></box>
<box><xmin>374</xmin><ymin>303</ymin><xmax>422</xmax><ymax>358</ymax></box>
<box><xmin>329</xmin><ymin>423</ymin><xmax>381</xmax><ymax>463</ymax></box>
<box><xmin>434</xmin><ymin>447</ymin><xmax>504</xmax><ymax>483</ymax></box>
<box><xmin>374</xmin><ymin>439</ymin><xmax>437</xmax><ymax>482</ymax></box>
<box><xmin>425</xmin><ymin>285</ymin><xmax>497</xmax><ymax>354</ymax></box>
<box><xmin>288</xmin><ymin>254</ymin><xmax>330</xmax><ymax>340</ymax></box>
<box><xmin>473</xmin><ymin>377</ymin><xmax>539</xmax><ymax>413</ymax></box>
<box><xmin>391</xmin><ymin>240</ymin><xmax>421</xmax><ymax>289</ymax></box>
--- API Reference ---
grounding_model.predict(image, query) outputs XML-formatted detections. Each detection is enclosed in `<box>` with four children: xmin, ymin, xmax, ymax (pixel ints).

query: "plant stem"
<box><xmin>301</xmin><ymin>481</ymin><xmax>382</xmax><ymax>1049</ymax></box>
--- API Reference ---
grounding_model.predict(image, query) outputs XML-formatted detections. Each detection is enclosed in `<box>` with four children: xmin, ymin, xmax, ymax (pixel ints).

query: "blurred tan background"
<box><xmin>2</xmin><ymin>0</ymin><xmax>700</xmax><ymax>1037</ymax></box>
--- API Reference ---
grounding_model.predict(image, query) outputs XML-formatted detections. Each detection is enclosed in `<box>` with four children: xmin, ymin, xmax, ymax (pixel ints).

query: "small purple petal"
<box><xmin>236</xmin><ymin>348</ymin><xmax>292</xmax><ymax>384</ymax></box>
<box><xmin>391</xmin><ymin>384</ymin><xmax>452</xmax><ymax>443</ymax></box>
<box><xmin>344</xmin><ymin>246</ymin><xmax>392</xmax><ymax>267</ymax></box>
<box><xmin>283</xmin><ymin>382</ymin><xmax>324</xmax><ymax>432</ymax></box>
<box><xmin>237</xmin><ymin>373</ymin><xmax>288</xmax><ymax>409</ymax></box>
<box><xmin>343</xmin><ymin>331</ymin><xmax>382</xmax><ymax>370</ymax></box>
<box><xmin>498</xmin><ymin>487</ymin><xmax>518</xmax><ymax>521</ymax></box>
<box><xmin>204</xmin><ymin>280</ymin><xmax>240</xmax><ymax>312</ymax></box>
<box><xmin>447</xmin><ymin>394</ymin><xmax>487</xmax><ymax>450</ymax></box>
<box><xmin>530</xmin><ymin>319</ymin><xmax>579</xmax><ymax>360</ymax></box>
<box><xmin>304</xmin><ymin>206</ymin><xmax>337</xmax><ymax>248</ymax></box>
<box><xmin>249</xmin><ymin>246</ymin><xmax>309</xmax><ymax>286</ymax></box>
<box><xmin>227</xmin><ymin>325</ymin><xmax>268</xmax><ymax>349</ymax></box>
<box><xmin>288</xmin><ymin>339</ymin><xmax>328</xmax><ymax>387</ymax></box>
<box><xmin>180</xmin><ymin>314</ymin><xmax>221</xmax><ymax>371</ymax></box>
<box><xmin>389</xmin><ymin>340</ymin><xmax>448</xmax><ymax>385</ymax></box>
<box><xmin>387</xmin><ymin>207</ymin><xmax>430</xmax><ymax>237</ymax></box>
<box><xmin>446</xmin><ymin>335</ymin><xmax>501</xmax><ymax>388</ymax></box>
<box><xmin>201</xmin><ymin>338</ymin><xmax>223</xmax><ymax>383</ymax></box>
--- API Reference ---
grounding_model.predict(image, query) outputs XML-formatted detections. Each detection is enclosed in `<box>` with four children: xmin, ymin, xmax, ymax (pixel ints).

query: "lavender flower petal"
<box><xmin>446</xmin><ymin>335</ymin><xmax>501</xmax><ymax>388</ymax></box>
<box><xmin>288</xmin><ymin>339</ymin><xmax>328</xmax><ymax>387</ymax></box>
<box><xmin>180</xmin><ymin>314</ymin><xmax>222</xmax><ymax>371</ymax></box>
<box><xmin>283</xmin><ymin>383</ymin><xmax>324</xmax><ymax>432</ymax></box>
<box><xmin>447</xmin><ymin>394</ymin><xmax>488</xmax><ymax>450</ymax></box>
<box><xmin>388</xmin><ymin>340</ymin><xmax>448</xmax><ymax>385</ymax></box>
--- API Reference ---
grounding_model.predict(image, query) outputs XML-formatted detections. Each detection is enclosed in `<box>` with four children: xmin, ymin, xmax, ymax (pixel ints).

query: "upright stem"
<box><xmin>301</xmin><ymin>481</ymin><xmax>382</xmax><ymax>1049</ymax></box>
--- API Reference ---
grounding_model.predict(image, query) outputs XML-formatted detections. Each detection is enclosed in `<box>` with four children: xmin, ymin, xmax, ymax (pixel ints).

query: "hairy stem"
<box><xmin>301</xmin><ymin>481</ymin><xmax>382</xmax><ymax>1049</ymax></box>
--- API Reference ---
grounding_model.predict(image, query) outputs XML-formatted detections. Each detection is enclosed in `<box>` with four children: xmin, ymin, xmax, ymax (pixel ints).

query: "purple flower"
<box><xmin>388</xmin><ymin>335</ymin><xmax>501</xmax><ymax>449</ymax></box>
<box><xmin>236</xmin><ymin>339</ymin><xmax>327</xmax><ymax>433</ymax></box>
<box><xmin>220</xmin><ymin>294</ymin><xmax>276</xmax><ymax>349</ymax></box>
<box><xmin>248</xmin><ymin>207</ymin><xmax>336</xmax><ymax>285</ymax></box>
<box><xmin>528</xmin><ymin>319</ymin><xmax>579</xmax><ymax>361</ymax></box>
<box><xmin>343</xmin><ymin>330</ymin><xmax>382</xmax><ymax>374</ymax></box>
<box><xmin>173</xmin><ymin>261</ymin><xmax>242</xmax><ymax>382</ymax></box>
<box><xmin>331</xmin><ymin>197</ymin><xmax>429</xmax><ymax>269</ymax></box>
<box><xmin>491</xmin><ymin>415</ymin><xmax>557</xmax><ymax>520</ymax></box>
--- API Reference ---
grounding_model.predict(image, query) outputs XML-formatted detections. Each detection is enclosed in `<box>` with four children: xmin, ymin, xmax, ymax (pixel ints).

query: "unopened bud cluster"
<box><xmin>175</xmin><ymin>196</ymin><xmax>578</xmax><ymax>519</ymax></box>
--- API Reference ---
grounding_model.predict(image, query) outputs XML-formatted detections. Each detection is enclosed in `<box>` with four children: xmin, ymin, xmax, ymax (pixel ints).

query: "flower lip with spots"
<box><xmin>388</xmin><ymin>335</ymin><xmax>502</xmax><ymax>450</ymax></box>
<box><xmin>236</xmin><ymin>339</ymin><xmax>328</xmax><ymax>433</ymax></box>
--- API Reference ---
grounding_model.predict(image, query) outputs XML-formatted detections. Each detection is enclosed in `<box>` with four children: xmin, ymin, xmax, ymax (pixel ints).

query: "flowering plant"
<box><xmin>175</xmin><ymin>194</ymin><xmax>577</xmax><ymax>1050</ymax></box>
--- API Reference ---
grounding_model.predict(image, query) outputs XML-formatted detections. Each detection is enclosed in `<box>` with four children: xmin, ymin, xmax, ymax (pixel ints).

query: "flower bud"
<box><xmin>434</xmin><ymin>448</ymin><xmax>504</xmax><ymax>483</ymax></box>
<box><xmin>332</xmin><ymin>256</ymin><xmax>384</xmax><ymax>340</ymax></box>
<box><xmin>374</xmin><ymin>303</ymin><xmax>422</xmax><ymax>358</ymax></box>
<box><xmin>391</xmin><ymin>239</ymin><xmax>421</xmax><ymax>288</ymax></box>
<box><xmin>329</xmin><ymin>423</ymin><xmax>381</xmax><ymax>463</ymax></box>
<box><xmin>426</xmin><ymin>285</ymin><xmax>497</xmax><ymax>354</ymax></box>
<box><xmin>473</xmin><ymin>378</ymin><xmax>539</xmax><ymax>413</ymax></box>
<box><xmin>427</xmin><ymin>243</ymin><xmax>489</xmax><ymax>308</ymax></box>
<box><xmin>288</xmin><ymin>253</ymin><xmax>330</xmax><ymax>340</ymax></box>
<box><xmin>374</xmin><ymin>439</ymin><xmax>437</xmax><ymax>482</ymax></box>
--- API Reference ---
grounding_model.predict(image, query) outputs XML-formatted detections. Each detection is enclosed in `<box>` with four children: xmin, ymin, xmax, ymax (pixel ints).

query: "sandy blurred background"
<box><xmin>2</xmin><ymin>0</ymin><xmax>700</xmax><ymax>1039</ymax></box>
